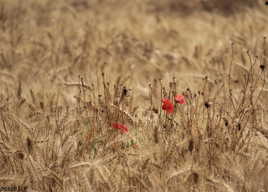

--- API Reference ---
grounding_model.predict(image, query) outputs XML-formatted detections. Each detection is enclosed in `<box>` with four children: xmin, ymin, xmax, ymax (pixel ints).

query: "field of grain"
<box><xmin>0</xmin><ymin>0</ymin><xmax>268</xmax><ymax>191</ymax></box>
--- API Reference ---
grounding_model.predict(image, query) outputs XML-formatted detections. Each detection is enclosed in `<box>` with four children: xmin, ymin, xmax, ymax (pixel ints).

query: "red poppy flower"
<box><xmin>132</xmin><ymin>143</ymin><xmax>139</xmax><ymax>149</ymax></box>
<box><xmin>175</xmin><ymin>94</ymin><xmax>186</xmax><ymax>104</ymax></box>
<box><xmin>112</xmin><ymin>123</ymin><xmax>128</xmax><ymax>133</ymax></box>
<box><xmin>161</xmin><ymin>98</ymin><xmax>174</xmax><ymax>113</ymax></box>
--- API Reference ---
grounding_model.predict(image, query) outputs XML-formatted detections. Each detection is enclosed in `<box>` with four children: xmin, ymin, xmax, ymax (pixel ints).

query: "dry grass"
<box><xmin>0</xmin><ymin>0</ymin><xmax>268</xmax><ymax>191</ymax></box>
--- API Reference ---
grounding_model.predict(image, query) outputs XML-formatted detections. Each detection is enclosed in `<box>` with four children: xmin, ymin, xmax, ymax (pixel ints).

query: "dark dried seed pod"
<box><xmin>16</xmin><ymin>152</ymin><xmax>25</xmax><ymax>160</ymax></box>
<box><xmin>260</xmin><ymin>64</ymin><xmax>265</xmax><ymax>71</ymax></box>
<box><xmin>188</xmin><ymin>139</ymin><xmax>194</xmax><ymax>152</ymax></box>
<box><xmin>204</xmin><ymin>101</ymin><xmax>210</xmax><ymax>108</ymax></box>
<box><xmin>237</xmin><ymin>123</ymin><xmax>241</xmax><ymax>131</ymax></box>
<box><xmin>122</xmin><ymin>86</ymin><xmax>128</xmax><ymax>96</ymax></box>
<box><xmin>26</xmin><ymin>137</ymin><xmax>33</xmax><ymax>154</ymax></box>
<box><xmin>152</xmin><ymin>108</ymin><xmax>158</xmax><ymax>114</ymax></box>
<box><xmin>189</xmin><ymin>172</ymin><xmax>199</xmax><ymax>184</ymax></box>
<box><xmin>224</xmin><ymin>119</ymin><xmax>229</xmax><ymax>127</ymax></box>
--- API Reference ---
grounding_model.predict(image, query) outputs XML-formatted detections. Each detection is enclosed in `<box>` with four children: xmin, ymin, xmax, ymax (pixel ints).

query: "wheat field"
<box><xmin>0</xmin><ymin>0</ymin><xmax>268</xmax><ymax>191</ymax></box>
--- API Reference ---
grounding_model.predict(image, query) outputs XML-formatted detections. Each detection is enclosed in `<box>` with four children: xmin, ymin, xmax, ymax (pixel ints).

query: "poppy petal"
<box><xmin>161</xmin><ymin>98</ymin><xmax>174</xmax><ymax>113</ymax></box>
<box><xmin>175</xmin><ymin>94</ymin><xmax>186</xmax><ymax>104</ymax></box>
<box><xmin>112</xmin><ymin>123</ymin><xmax>129</xmax><ymax>133</ymax></box>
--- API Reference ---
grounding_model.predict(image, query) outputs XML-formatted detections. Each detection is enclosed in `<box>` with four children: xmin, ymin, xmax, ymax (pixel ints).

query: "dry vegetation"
<box><xmin>0</xmin><ymin>0</ymin><xmax>268</xmax><ymax>191</ymax></box>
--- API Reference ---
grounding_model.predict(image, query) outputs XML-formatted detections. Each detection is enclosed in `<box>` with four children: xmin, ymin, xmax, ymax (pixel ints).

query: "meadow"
<box><xmin>0</xmin><ymin>0</ymin><xmax>268</xmax><ymax>191</ymax></box>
